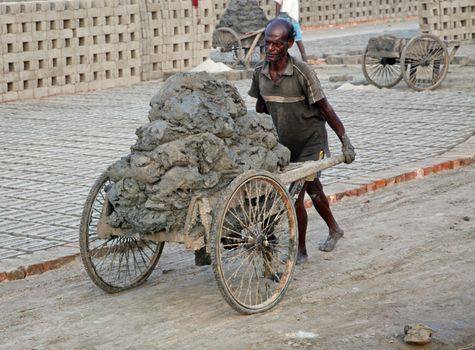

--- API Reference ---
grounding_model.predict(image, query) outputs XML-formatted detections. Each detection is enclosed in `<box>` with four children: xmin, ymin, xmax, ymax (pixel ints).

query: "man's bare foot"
<box><xmin>296</xmin><ymin>254</ymin><xmax>308</xmax><ymax>265</ymax></box>
<box><xmin>297</xmin><ymin>247</ymin><xmax>308</xmax><ymax>265</ymax></box>
<box><xmin>318</xmin><ymin>227</ymin><xmax>344</xmax><ymax>252</ymax></box>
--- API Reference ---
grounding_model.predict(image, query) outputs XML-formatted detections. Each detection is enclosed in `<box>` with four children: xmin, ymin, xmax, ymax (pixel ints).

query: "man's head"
<box><xmin>264</xmin><ymin>19</ymin><xmax>295</xmax><ymax>62</ymax></box>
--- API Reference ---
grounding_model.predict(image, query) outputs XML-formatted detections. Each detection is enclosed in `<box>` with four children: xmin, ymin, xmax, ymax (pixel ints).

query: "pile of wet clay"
<box><xmin>216</xmin><ymin>0</ymin><xmax>268</xmax><ymax>35</ymax></box>
<box><xmin>105</xmin><ymin>72</ymin><xmax>289</xmax><ymax>234</ymax></box>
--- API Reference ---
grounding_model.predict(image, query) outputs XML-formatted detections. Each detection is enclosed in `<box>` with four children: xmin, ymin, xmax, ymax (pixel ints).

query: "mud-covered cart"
<box><xmin>211</xmin><ymin>27</ymin><xmax>265</xmax><ymax>69</ymax></box>
<box><xmin>79</xmin><ymin>155</ymin><xmax>345</xmax><ymax>314</ymax></box>
<box><xmin>362</xmin><ymin>33</ymin><xmax>460</xmax><ymax>91</ymax></box>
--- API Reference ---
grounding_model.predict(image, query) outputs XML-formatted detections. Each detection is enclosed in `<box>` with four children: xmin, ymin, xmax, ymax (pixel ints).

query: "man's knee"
<box><xmin>308</xmin><ymin>192</ymin><xmax>323</xmax><ymax>202</ymax></box>
<box><xmin>307</xmin><ymin>182</ymin><xmax>325</xmax><ymax>202</ymax></box>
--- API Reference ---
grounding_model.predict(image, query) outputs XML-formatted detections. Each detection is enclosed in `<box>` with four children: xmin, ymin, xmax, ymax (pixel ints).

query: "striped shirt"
<box><xmin>248</xmin><ymin>55</ymin><xmax>329</xmax><ymax>162</ymax></box>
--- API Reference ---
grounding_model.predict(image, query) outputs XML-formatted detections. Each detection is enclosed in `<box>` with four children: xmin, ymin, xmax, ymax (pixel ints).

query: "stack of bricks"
<box><xmin>259</xmin><ymin>0</ymin><xmax>418</xmax><ymax>27</ymax></box>
<box><xmin>306</xmin><ymin>0</ymin><xmax>419</xmax><ymax>27</ymax></box>
<box><xmin>0</xmin><ymin>0</ymin><xmax>144</xmax><ymax>101</ymax></box>
<box><xmin>257</xmin><ymin>0</ymin><xmax>273</xmax><ymax>18</ymax></box>
<box><xmin>210</xmin><ymin>0</ymin><xmax>227</xmax><ymax>21</ymax></box>
<box><xmin>158</xmin><ymin>0</ymin><xmax>213</xmax><ymax>73</ymax></box>
<box><xmin>419</xmin><ymin>0</ymin><xmax>475</xmax><ymax>42</ymax></box>
<box><xmin>141</xmin><ymin>0</ymin><xmax>166</xmax><ymax>81</ymax></box>
<box><xmin>0</xmin><ymin>0</ymin><xmax>216</xmax><ymax>102</ymax></box>
<box><xmin>1</xmin><ymin>0</ymin><xmax>421</xmax><ymax>103</ymax></box>
<box><xmin>86</xmin><ymin>0</ymin><xmax>142</xmax><ymax>91</ymax></box>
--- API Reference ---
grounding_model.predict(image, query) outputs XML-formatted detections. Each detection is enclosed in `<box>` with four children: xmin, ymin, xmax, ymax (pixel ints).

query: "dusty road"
<box><xmin>1</xmin><ymin>165</ymin><xmax>474</xmax><ymax>350</ymax></box>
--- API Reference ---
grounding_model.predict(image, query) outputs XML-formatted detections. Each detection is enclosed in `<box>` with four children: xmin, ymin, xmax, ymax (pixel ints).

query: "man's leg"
<box><xmin>292</xmin><ymin>21</ymin><xmax>307</xmax><ymax>62</ymax></box>
<box><xmin>295</xmin><ymin>182</ymin><xmax>309</xmax><ymax>264</ymax></box>
<box><xmin>306</xmin><ymin>179</ymin><xmax>344</xmax><ymax>252</ymax></box>
<box><xmin>296</xmin><ymin>40</ymin><xmax>308</xmax><ymax>62</ymax></box>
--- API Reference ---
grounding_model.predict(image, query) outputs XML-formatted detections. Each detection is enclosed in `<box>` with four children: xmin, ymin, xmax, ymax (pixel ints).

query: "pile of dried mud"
<box><xmin>105</xmin><ymin>72</ymin><xmax>289</xmax><ymax>234</ymax></box>
<box><xmin>216</xmin><ymin>0</ymin><xmax>268</xmax><ymax>35</ymax></box>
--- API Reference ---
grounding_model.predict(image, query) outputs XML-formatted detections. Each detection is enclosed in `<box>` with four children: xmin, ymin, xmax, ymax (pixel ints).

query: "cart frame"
<box><xmin>79</xmin><ymin>155</ymin><xmax>345</xmax><ymax>314</ymax></box>
<box><xmin>212</xmin><ymin>27</ymin><xmax>265</xmax><ymax>69</ymax></box>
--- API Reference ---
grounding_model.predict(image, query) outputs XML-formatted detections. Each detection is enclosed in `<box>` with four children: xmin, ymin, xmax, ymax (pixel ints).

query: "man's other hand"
<box><xmin>341</xmin><ymin>134</ymin><xmax>356</xmax><ymax>164</ymax></box>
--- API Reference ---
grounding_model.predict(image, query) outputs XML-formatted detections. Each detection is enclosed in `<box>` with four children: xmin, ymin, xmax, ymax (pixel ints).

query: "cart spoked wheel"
<box><xmin>362</xmin><ymin>34</ymin><xmax>403</xmax><ymax>88</ymax></box>
<box><xmin>401</xmin><ymin>33</ymin><xmax>449</xmax><ymax>91</ymax></box>
<box><xmin>244</xmin><ymin>45</ymin><xmax>264</xmax><ymax>68</ymax></box>
<box><xmin>211</xmin><ymin>27</ymin><xmax>243</xmax><ymax>68</ymax></box>
<box><xmin>210</xmin><ymin>170</ymin><xmax>297</xmax><ymax>314</ymax></box>
<box><xmin>79</xmin><ymin>172</ymin><xmax>164</xmax><ymax>293</ymax></box>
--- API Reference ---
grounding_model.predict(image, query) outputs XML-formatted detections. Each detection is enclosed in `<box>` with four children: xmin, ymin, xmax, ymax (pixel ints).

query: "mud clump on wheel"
<box><xmin>216</xmin><ymin>0</ymin><xmax>268</xmax><ymax>35</ymax></box>
<box><xmin>105</xmin><ymin>72</ymin><xmax>290</xmax><ymax>234</ymax></box>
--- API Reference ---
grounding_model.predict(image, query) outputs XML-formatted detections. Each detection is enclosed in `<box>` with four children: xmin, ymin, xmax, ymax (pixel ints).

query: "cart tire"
<box><xmin>212</xmin><ymin>27</ymin><xmax>243</xmax><ymax>68</ymax></box>
<box><xmin>362</xmin><ymin>34</ymin><xmax>403</xmax><ymax>88</ymax></box>
<box><xmin>79</xmin><ymin>172</ymin><xmax>164</xmax><ymax>293</ymax></box>
<box><xmin>210</xmin><ymin>170</ymin><xmax>297</xmax><ymax>314</ymax></box>
<box><xmin>401</xmin><ymin>33</ymin><xmax>449</xmax><ymax>91</ymax></box>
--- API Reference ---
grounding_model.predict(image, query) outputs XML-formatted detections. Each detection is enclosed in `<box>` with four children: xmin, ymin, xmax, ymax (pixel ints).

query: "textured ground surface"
<box><xmin>1</xmin><ymin>18</ymin><xmax>474</xmax><ymax>349</ymax></box>
<box><xmin>1</xmin><ymin>165</ymin><xmax>474</xmax><ymax>350</ymax></box>
<box><xmin>1</xmin><ymin>19</ymin><xmax>474</xmax><ymax>266</ymax></box>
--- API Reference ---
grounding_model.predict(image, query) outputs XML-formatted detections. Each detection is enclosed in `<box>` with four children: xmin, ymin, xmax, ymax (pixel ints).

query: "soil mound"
<box><xmin>105</xmin><ymin>72</ymin><xmax>289</xmax><ymax>234</ymax></box>
<box><xmin>216</xmin><ymin>0</ymin><xmax>268</xmax><ymax>35</ymax></box>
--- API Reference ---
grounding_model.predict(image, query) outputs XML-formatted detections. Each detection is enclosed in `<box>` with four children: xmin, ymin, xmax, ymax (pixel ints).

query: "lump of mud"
<box><xmin>106</xmin><ymin>72</ymin><xmax>290</xmax><ymax>234</ymax></box>
<box><xmin>216</xmin><ymin>0</ymin><xmax>268</xmax><ymax>35</ymax></box>
<box><xmin>404</xmin><ymin>323</ymin><xmax>433</xmax><ymax>345</ymax></box>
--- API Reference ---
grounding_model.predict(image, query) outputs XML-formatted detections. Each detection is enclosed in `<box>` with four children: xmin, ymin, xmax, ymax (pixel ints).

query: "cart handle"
<box><xmin>241</xmin><ymin>28</ymin><xmax>265</xmax><ymax>40</ymax></box>
<box><xmin>277</xmin><ymin>154</ymin><xmax>346</xmax><ymax>184</ymax></box>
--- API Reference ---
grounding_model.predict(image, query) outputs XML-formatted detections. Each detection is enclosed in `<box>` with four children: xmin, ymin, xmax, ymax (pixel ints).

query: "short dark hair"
<box><xmin>265</xmin><ymin>18</ymin><xmax>296</xmax><ymax>42</ymax></box>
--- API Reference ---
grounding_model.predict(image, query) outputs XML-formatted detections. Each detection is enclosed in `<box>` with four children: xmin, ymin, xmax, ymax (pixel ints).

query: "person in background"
<box><xmin>248</xmin><ymin>19</ymin><xmax>356</xmax><ymax>263</ymax></box>
<box><xmin>275</xmin><ymin>0</ymin><xmax>307</xmax><ymax>62</ymax></box>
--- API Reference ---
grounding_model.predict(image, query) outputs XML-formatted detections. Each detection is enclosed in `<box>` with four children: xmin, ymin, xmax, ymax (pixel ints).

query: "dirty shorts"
<box><xmin>277</xmin><ymin>12</ymin><xmax>303</xmax><ymax>42</ymax></box>
<box><xmin>305</xmin><ymin>149</ymin><xmax>326</xmax><ymax>182</ymax></box>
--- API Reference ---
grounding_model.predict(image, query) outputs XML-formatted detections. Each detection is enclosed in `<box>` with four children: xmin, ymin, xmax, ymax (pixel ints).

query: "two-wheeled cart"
<box><xmin>362</xmin><ymin>33</ymin><xmax>460</xmax><ymax>91</ymax></box>
<box><xmin>211</xmin><ymin>27</ymin><xmax>265</xmax><ymax>69</ymax></box>
<box><xmin>79</xmin><ymin>155</ymin><xmax>345</xmax><ymax>314</ymax></box>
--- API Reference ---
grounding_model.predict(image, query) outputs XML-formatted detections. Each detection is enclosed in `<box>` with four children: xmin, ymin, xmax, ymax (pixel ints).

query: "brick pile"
<box><xmin>419</xmin><ymin>0</ymin><xmax>475</xmax><ymax>41</ymax></box>
<box><xmin>1</xmin><ymin>0</ymin><xmax>422</xmax><ymax>103</ymax></box>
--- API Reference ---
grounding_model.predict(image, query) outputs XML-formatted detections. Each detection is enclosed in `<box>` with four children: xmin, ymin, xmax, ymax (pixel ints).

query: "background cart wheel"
<box><xmin>401</xmin><ymin>33</ymin><xmax>449</xmax><ymax>91</ymax></box>
<box><xmin>211</xmin><ymin>27</ymin><xmax>243</xmax><ymax>68</ymax></box>
<box><xmin>210</xmin><ymin>170</ymin><xmax>297</xmax><ymax>314</ymax></box>
<box><xmin>79</xmin><ymin>172</ymin><xmax>164</xmax><ymax>293</ymax></box>
<box><xmin>243</xmin><ymin>45</ymin><xmax>264</xmax><ymax>68</ymax></box>
<box><xmin>362</xmin><ymin>34</ymin><xmax>403</xmax><ymax>88</ymax></box>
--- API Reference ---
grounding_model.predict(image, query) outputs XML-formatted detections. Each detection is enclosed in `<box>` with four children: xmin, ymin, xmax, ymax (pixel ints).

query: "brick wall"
<box><xmin>259</xmin><ymin>0</ymin><xmax>419</xmax><ymax>26</ymax></box>
<box><xmin>1</xmin><ymin>0</ymin><xmax>418</xmax><ymax>102</ymax></box>
<box><xmin>419</xmin><ymin>0</ymin><xmax>475</xmax><ymax>41</ymax></box>
<box><xmin>1</xmin><ymin>0</ymin><xmax>144</xmax><ymax>101</ymax></box>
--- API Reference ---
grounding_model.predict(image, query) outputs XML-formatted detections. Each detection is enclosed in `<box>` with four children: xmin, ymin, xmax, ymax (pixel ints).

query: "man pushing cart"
<box><xmin>79</xmin><ymin>20</ymin><xmax>356</xmax><ymax>315</ymax></box>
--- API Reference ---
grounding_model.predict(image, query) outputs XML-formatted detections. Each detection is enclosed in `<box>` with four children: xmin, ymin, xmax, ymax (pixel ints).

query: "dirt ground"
<box><xmin>1</xmin><ymin>165</ymin><xmax>474</xmax><ymax>350</ymax></box>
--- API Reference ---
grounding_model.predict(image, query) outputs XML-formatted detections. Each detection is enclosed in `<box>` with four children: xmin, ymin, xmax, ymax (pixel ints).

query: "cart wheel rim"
<box><xmin>79</xmin><ymin>172</ymin><xmax>164</xmax><ymax>293</ymax></box>
<box><xmin>211</xmin><ymin>27</ymin><xmax>243</xmax><ymax>69</ymax></box>
<box><xmin>211</xmin><ymin>171</ymin><xmax>297</xmax><ymax>314</ymax></box>
<box><xmin>362</xmin><ymin>34</ymin><xmax>403</xmax><ymax>88</ymax></box>
<box><xmin>401</xmin><ymin>33</ymin><xmax>449</xmax><ymax>91</ymax></box>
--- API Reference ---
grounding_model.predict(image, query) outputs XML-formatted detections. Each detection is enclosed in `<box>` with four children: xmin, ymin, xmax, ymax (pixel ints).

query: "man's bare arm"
<box><xmin>316</xmin><ymin>97</ymin><xmax>355</xmax><ymax>164</ymax></box>
<box><xmin>315</xmin><ymin>97</ymin><xmax>345</xmax><ymax>141</ymax></box>
<box><xmin>275</xmin><ymin>2</ymin><xmax>281</xmax><ymax>16</ymax></box>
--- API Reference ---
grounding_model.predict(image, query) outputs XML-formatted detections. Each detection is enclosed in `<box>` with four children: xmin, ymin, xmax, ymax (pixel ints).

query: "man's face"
<box><xmin>264</xmin><ymin>24</ymin><xmax>293</xmax><ymax>62</ymax></box>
